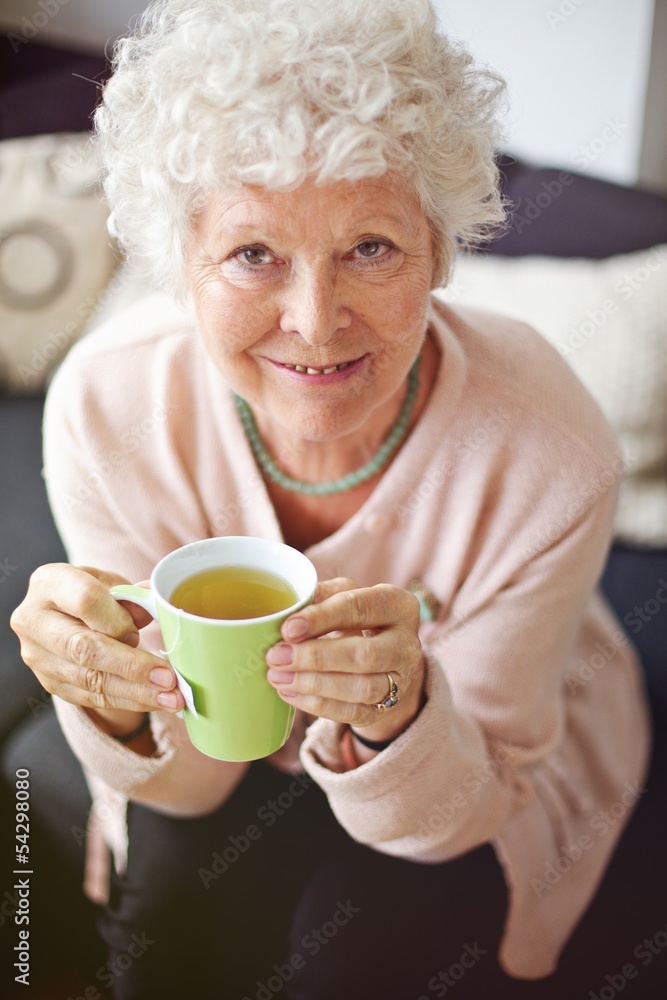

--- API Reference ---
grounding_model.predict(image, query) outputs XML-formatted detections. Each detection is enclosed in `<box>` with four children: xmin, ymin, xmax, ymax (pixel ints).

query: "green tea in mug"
<box><xmin>170</xmin><ymin>565</ymin><xmax>298</xmax><ymax>620</ymax></box>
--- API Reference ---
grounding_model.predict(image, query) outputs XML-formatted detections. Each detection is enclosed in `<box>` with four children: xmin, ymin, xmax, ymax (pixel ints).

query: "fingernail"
<box><xmin>150</xmin><ymin>667</ymin><xmax>175</xmax><ymax>689</ymax></box>
<box><xmin>266</xmin><ymin>643</ymin><xmax>294</xmax><ymax>666</ymax></box>
<box><xmin>283</xmin><ymin>618</ymin><xmax>308</xmax><ymax>640</ymax></box>
<box><xmin>267</xmin><ymin>669</ymin><xmax>295</xmax><ymax>686</ymax></box>
<box><xmin>157</xmin><ymin>691</ymin><xmax>179</xmax><ymax>709</ymax></box>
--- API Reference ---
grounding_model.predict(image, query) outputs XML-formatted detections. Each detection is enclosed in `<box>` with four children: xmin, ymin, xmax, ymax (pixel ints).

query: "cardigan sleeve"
<box><xmin>42</xmin><ymin>318</ymin><xmax>252</xmax><ymax>816</ymax></box>
<box><xmin>299</xmin><ymin>455</ymin><xmax>621</xmax><ymax>862</ymax></box>
<box><xmin>53</xmin><ymin>697</ymin><xmax>250</xmax><ymax>817</ymax></box>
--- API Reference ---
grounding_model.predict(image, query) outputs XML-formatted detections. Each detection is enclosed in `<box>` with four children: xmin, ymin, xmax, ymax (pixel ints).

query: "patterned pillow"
<box><xmin>0</xmin><ymin>132</ymin><xmax>119</xmax><ymax>394</ymax></box>
<box><xmin>440</xmin><ymin>247</ymin><xmax>667</xmax><ymax>546</ymax></box>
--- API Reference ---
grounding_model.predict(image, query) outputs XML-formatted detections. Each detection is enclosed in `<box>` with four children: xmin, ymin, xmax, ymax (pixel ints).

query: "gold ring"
<box><xmin>375</xmin><ymin>673</ymin><xmax>399</xmax><ymax>711</ymax></box>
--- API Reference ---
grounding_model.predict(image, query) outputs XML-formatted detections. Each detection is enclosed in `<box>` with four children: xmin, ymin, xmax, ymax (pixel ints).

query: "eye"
<box><xmin>356</xmin><ymin>240</ymin><xmax>389</xmax><ymax>258</ymax></box>
<box><xmin>347</xmin><ymin>239</ymin><xmax>396</xmax><ymax>265</ymax></box>
<box><xmin>233</xmin><ymin>245</ymin><xmax>276</xmax><ymax>267</ymax></box>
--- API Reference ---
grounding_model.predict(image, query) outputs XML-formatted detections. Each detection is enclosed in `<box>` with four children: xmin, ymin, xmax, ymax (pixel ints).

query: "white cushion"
<box><xmin>439</xmin><ymin>246</ymin><xmax>667</xmax><ymax>546</ymax></box>
<box><xmin>0</xmin><ymin>133</ymin><xmax>119</xmax><ymax>394</ymax></box>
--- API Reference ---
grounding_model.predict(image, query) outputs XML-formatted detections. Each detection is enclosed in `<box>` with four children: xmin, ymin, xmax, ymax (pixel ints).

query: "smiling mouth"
<box><xmin>279</xmin><ymin>361</ymin><xmax>353</xmax><ymax>375</ymax></box>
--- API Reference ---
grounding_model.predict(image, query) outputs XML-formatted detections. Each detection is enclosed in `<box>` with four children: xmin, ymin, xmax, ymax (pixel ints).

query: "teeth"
<box><xmin>284</xmin><ymin>361</ymin><xmax>352</xmax><ymax>374</ymax></box>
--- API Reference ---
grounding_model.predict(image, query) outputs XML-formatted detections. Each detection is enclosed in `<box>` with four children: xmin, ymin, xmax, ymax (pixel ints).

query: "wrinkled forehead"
<box><xmin>191</xmin><ymin>173</ymin><xmax>430</xmax><ymax>247</ymax></box>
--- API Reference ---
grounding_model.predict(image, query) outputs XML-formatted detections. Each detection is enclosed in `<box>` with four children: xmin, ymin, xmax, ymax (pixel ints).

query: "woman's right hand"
<box><xmin>10</xmin><ymin>564</ymin><xmax>185</xmax><ymax>734</ymax></box>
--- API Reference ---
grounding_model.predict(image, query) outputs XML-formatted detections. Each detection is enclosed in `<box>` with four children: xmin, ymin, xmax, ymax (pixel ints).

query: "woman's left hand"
<box><xmin>266</xmin><ymin>578</ymin><xmax>426</xmax><ymax>742</ymax></box>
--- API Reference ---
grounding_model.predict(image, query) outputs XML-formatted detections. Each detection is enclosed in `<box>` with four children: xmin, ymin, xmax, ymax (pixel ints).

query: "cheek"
<box><xmin>195</xmin><ymin>283</ymin><xmax>277</xmax><ymax>356</ymax></box>
<box><xmin>368</xmin><ymin>279</ymin><xmax>430</xmax><ymax>340</ymax></box>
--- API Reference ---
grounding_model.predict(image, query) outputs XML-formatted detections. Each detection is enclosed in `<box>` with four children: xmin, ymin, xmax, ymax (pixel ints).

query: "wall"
<box><xmin>0</xmin><ymin>0</ymin><xmax>145</xmax><ymax>54</ymax></box>
<box><xmin>432</xmin><ymin>0</ymin><xmax>656</xmax><ymax>187</ymax></box>
<box><xmin>1</xmin><ymin>0</ymin><xmax>663</xmax><ymax>189</ymax></box>
<box><xmin>639</xmin><ymin>0</ymin><xmax>667</xmax><ymax>192</ymax></box>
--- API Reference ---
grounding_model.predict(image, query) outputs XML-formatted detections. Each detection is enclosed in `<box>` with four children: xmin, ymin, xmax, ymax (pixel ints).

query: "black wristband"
<box><xmin>350</xmin><ymin>728</ymin><xmax>396</xmax><ymax>752</ymax></box>
<box><xmin>111</xmin><ymin>713</ymin><xmax>151</xmax><ymax>745</ymax></box>
<box><xmin>351</xmin><ymin>688</ymin><xmax>427</xmax><ymax>752</ymax></box>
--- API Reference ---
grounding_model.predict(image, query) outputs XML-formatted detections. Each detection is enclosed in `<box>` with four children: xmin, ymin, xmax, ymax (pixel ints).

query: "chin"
<box><xmin>286</xmin><ymin>398</ymin><xmax>370</xmax><ymax>439</ymax></box>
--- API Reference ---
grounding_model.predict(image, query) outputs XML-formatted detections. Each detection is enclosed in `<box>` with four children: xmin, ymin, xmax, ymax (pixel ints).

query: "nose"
<box><xmin>279</xmin><ymin>262</ymin><xmax>351</xmax><ymax>346</ymax></box>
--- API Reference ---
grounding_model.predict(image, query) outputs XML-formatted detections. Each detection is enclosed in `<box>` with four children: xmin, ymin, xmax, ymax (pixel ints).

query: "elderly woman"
<box><xmin>11</xmin><ymin>1</ymin><xmax>649</xmax><ymax>997</ymax></box>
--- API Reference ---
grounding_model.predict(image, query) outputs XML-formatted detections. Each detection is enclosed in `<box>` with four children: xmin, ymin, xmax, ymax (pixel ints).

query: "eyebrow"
<box><xmin>216</xmin><ymin>227</ymin><xmax>274</xmax><ymax>242</ymax></box>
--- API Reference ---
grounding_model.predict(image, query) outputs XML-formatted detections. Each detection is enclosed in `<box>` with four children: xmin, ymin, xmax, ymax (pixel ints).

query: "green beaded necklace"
<box><xmin>233</xmin><ymin>357</ymin><xmax>421</xmax><ymax>496</ymax></box>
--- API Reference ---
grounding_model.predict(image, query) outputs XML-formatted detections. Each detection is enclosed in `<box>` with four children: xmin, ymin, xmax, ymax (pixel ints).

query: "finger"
<box><xmin>40</xmin><ymin>666</ymin><xmax>184</xmax><ymax>713</ymax></box>
<box><xmin>268</xmin><ymin>627</ymin><xmax>408</xmax><ymax>677</ymax></box>
<box><xmin>24</xmin><ymin>633</ymin><xmax>184</xmax><ymax>712</ymax></box>
<box><xmin>281</xmin><ymin>584</ymin><xmax>420</xmax><ymax>641</ymax></box>
<box><xmin>269</xmin><ymin>691</ymin><xmax>378</xmax><ymax>729</ymax></box>
<box><xmin>81</xmin><ymin>568</ymin><xmax>156</xmax><ymax>631</ymax></box>
<box><xmin>114</xmin><ymin>578</ymin><xmax>154</xmax><ymax>631</ymax></box>
<box><xmin>113</xmin><ymin>602</ymin><xmax>154</xmax><ymax>631</ymax></box>
<box><xmin>312</xmin><ymin>577</ymin><xmax>357</xmax><ymax>604</ymax></box>
<box><xmin>268</xmin><ymin>666</ymin><xmax>391</xmax><ymax>706</ymax></box>
<box><xmin>24</xmin><ymin>611</ymin><xmax>169</xmax><ymax>687</ymax></box>
<box><xmin>29</xmin><ymin>564</ymin><xmax>145</xmax><ymax>640</ymax></box>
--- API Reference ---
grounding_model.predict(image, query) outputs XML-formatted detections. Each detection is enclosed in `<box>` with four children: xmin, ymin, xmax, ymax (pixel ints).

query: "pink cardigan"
<box><xmin>46</xmin><ymin>294</ymin><xmax>650</xmax><ymax>979</ymax></box>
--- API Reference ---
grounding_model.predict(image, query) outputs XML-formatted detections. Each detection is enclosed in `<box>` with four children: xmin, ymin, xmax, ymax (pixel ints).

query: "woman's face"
<box><xmin>186</xmin><ymin>173</ymin><xmax>436</xmax><ymax>444</ymax></box>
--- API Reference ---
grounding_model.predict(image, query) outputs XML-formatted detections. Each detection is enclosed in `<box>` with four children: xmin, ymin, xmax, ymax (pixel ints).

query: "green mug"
<box><xmin>111</xmin><ymin>536</ymin><xmax>318</xmax><ymax>762</ymax></box>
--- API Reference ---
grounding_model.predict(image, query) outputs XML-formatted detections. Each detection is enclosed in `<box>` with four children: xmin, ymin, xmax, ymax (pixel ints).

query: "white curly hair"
<box><xmin>96</xmin><ymin>0</ymin><xmax>507</xmax><ymax>296</ymax></box>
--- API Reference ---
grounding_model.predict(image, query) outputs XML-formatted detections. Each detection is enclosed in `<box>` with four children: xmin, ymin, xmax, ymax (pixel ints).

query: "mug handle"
<box><xmin>109</xmin><ymin>585</ymin><xmax>198</xmax><ymax>719</ymax></box>
<box><xmin>110</xmin><ymin>584</ymin><xmax>158</xmax><ymax>620</ymax></box>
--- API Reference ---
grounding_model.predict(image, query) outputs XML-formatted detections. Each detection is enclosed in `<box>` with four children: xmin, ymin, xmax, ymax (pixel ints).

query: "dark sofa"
<box><xmin>1</xmin><ymin>38</ymin><xmax>666</xmax><ymax>1000</ymax></box>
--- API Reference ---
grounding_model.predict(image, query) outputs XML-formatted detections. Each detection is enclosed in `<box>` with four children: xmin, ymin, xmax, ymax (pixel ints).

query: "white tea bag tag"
<box><xmin>160</xmin><ymin>652</ymin><xmax>199</xmax><ymax>718</ymax></box>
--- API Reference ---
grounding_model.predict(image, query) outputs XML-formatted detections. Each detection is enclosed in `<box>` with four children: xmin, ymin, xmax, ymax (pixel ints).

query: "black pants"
<box><xmin>93</xmin><ymin>758</ymin><xmax>655</xmax><ymax>1000</ymax></box>
<box><xmin>5</xmin><ymin>708</ymin><xmax>667</xmax><ymax>1000</ymax></box>
<box><xmin>95</xmin><ymin>761</ymin><xmax>513</xmax><ymax>1000</ymax></box>
<box><xmin>5</xmin><ymin>708</ymin><xmax>665</xmax><ymax>1000</ymax></box>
